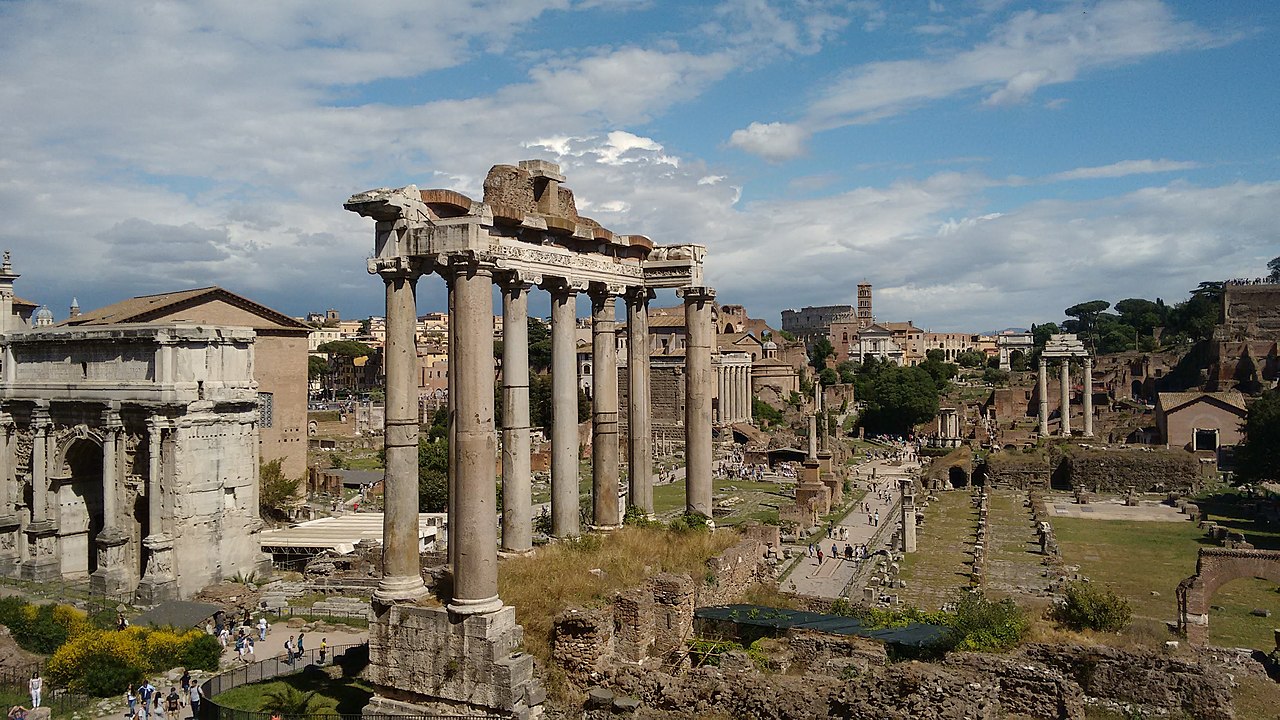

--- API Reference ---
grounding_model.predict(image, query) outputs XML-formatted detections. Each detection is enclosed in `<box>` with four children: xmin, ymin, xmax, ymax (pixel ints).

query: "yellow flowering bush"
<box><xmin>47</xmin><ymin>625</ymin><xmax>222</xmax><ymax>697</ymax></box>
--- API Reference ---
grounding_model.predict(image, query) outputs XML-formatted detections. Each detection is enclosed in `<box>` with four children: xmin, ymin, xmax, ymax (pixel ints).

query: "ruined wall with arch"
<box><xmin>1177</xmin><ymin>547</ymin><xmax>1280</xmax><ymax>646</ymax></box>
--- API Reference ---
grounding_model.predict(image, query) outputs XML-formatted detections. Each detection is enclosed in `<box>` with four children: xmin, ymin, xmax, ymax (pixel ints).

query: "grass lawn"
<box><xmin>211</xmin><ymin>665</ymin><xmax>374</xmax><ymax>715</ymax></box>
<box><xmin>898</xmin><ymin>490</ymin><xmax>978</xmax><ymax>609</ymax></box>
<box><xmin>1053</xmin><ymin>499</ymin><xmax>1279</xmax><ymax>649</ymax></box>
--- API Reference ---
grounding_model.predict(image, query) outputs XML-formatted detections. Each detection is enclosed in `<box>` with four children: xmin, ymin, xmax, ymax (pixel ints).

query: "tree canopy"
<box><xmin>418</xmin><ymin>437</ymin><xmax>449</xmax><ymax>512</ymax></box>
<box><xmin>317</xmin><ymin>340</ymin><xmax>373</xmax><ymax>357</ymax></box>
<box><xmin>1235</xmin><ymin>389</ymin><xmax>1280</xmax><ymax>483</ymax></box>
<box><xmin>809</xmin><ymin>337</ymin><xmax>834</xmax><ymax>371</ymax></box>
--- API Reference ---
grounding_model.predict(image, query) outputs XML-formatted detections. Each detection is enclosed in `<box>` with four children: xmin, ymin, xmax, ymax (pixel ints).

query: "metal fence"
<box><xmin>0</xmin><ymin>574</ymin><xmax>134</xmax><ymax>616</ymax></box>
<box><xmin>199</xmin><ymin>644</ymin><xmax>503</xmax><ymax>720</ymax></box>
<box><xmin>0</xmin><ymin>665</ymin><xmax>92</xmax><ymax>717</ymax></box>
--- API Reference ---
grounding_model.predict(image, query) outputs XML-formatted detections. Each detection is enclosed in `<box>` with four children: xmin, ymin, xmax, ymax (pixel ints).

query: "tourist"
<box><xmin>296</xmin><ymin>631</ymin><xmax>306</xmax><ymax>659</ymax></box>
<box><xmin>28</xmin><ymin>672</ymin><xmax>41</xmax><ymax>709</ymax></box>
<box><xmin>165</xmin><ymin>688</ymin><xmax>181</xmax><ymax>718</ymax></box>
<box><xmin>125</xmin><ymin>684</ymin><xmax>136</xmax><ymax>718</ymax></box>
<box><xmin>180</xmin><ymin>671</ymin><xmax>190</xmax><ymax>694</ymax></box>
<box><xmin>138</xmin><ymin>681</ymin><xmax>155</xmax><ymax>720</ymax></box>
<box><xmin>257</xmin><ymin>616</ymin><xmax>268</xmax><ymax>641</ymax></box>
<box><xmin>817</xmin><ymin>549</ymin><xmax>823</xmax><ymax>564</ymax></box>
<box><xmin>844</xmin><ymin>544</ymin><xmax>852</xmax><ymax>559</ymax></box>
<box><xmin>117</xmin><ymin>612</ymin><xmax>129</xmax><ymax>631</ymax></box>
<box><xmin>284</xmin><ymin>635</ymin><xmax>295</xmax><ymax>665</ymax></box>
<box><xmin>187</xmin><ymin>683</ymin><xmax>202</xmax><ymax>719</ymax></box>
<box><xmin>235</xmin><ymin>635</ymin><xmax>245</xmax><ymax>662</ymax></box>
<box><xmin>246</xmin><ymin>637</ymin><xmax>256</xmax><ymax>662</ymax></box>
<box><xmin>217</xmin><ymin>625</ymin><xmax>229</xmax><ymax>649</ymax></box>
<box><xmin>319</xmin><ymin>638</ymin><xmax>327</xmax><ymax>665</ymax></box>
<box><xmin>8</xmin><ymin>706</ymin><xmax>27</xmax><ymax>720</ymax></box>
<box><xmin>830</xmin><ymin>544</ymin><xmax>838</xmax><ymax>560</ymax></box>
<box><xmin>873</xmin><ymin>510</ymin><xmax>880</xmax><ymax>527</ymax></box>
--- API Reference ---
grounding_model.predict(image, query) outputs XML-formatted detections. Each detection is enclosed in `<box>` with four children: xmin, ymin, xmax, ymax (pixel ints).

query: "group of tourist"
<box><xmin>5</xmin><ymin>672</ymin><xmax>41</xmax><ymax>720</ymax></box>
<box><xmin>282</xmin><ymin>633</ymin><xmax>329</xmax><ymax>665</ymax></box>
<box><xmin>807</xmin><ymin>542</ymin><xmax>870</xmax><ymax>563</ymax></box>
<box><xmin>123</xmin><ymin>676</ymin><xmax>202</xmax><ymax>720</ymax></box>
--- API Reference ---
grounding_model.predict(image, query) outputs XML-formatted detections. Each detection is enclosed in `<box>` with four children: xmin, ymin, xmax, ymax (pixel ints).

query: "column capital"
<box><xmin>496</xmin><ymin>270</ymin><xmax>539</xmax><ymax>290</ymax></box>
<box><xmin>438</xmin><ymin>255</ymin><xmax>495</xmax><ymax>281</ymax></box>
<box><xmin>31</xmin><ymin>404</ymin><xmax>51</xmax><ymax>429</ymax></box>
<box><xmin>102</xmin><ymin>401</ymin><xmax>123</xmax><ymax>431</ymax></box>
<box><xmin>624</xmin><ymin>286</ymin><xmax>656</xmax><ymax>305</ymax></box>
<box><xmin>368</xmin><ymin>255</ymin><xmax>425</xmax><ymax>280</ymax></box>
<box><xmin>543</xmin><ymin>276</ymin><xmax>589</xmax><ymax>295</ymax></box>
<box><xmin>677</xmin><ymin>285</ymin><xmax>716</xmax><ymax>302</ymax></box>
<box><xmin>589</xmin><ymin>282</ymin><xmax>627</xmax><ymax>299</ymax></box>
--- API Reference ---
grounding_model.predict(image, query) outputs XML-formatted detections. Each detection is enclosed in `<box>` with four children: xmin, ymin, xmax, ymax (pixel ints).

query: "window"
<box><xmin>1193</xmin><ymin>428</ymin><xmax>1218</xmax><ymax>452</ymax></box>
<box><xmin>259</xmin><ymin>392</ymin><xmax>274</xmax><ymax>428</ymax></box>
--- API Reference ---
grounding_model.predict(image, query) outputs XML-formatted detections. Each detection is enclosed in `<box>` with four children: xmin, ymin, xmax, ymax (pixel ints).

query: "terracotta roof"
<box><xmin>882</xmin><ymin>322</ymin><xmax>921</xmax><ymax>332</ymax></box>
<box><xmin>61</xmin><ymin>286</ymin><xmax>309</xmax><ymax>331</ymax></box>
<box><xmin>11</xmin><ymin>295</ymin><xmax>37</xmax><ymax>309</ymax></box>
<box><xmin>647</xmin><ymin>315</ymin><xmax>687</xmax><ymax>328</ymax></box>
<box><xmin>1156</xmin><ymin>391</ymin><xmax>1247</xmax><ymax>414</ymax></box>
<box><xmin>753</xmin><ymin>357</ymin><xmax>793</xmax><ymax>367</ymax></box>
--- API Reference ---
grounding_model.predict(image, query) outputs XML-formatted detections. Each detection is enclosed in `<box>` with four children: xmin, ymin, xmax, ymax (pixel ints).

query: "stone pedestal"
<box><xmin>20</xmin><ymin>520</ymin><xmax>60</xmax><ymax>581</ymax></box>
<box><xmin>816</xmin><ymin>450</ymin><xmax>833</xmax><ymax>476</ymax></box>
<box><xmin>364</xmin><ymin>604</ymin><xmax>543</xmax><ymax>720</ymax></box>
<box><xmin>135</xmin><ymin>533</ymin><xmax>178</xmax><ymax>604</ymax></box>
<box><xmin>90</xmin><ymin>527</ymin><xmax>133</xmax><ymax>597</ymax></box>
<box><xmin>0</xmin><ymin>514</ymin><xmax>19</xmax><ymax>578</ymax></box>
<box><xmin>796</xmin><ymin>460</ymin><xmax>831</xmax><ymax>516</ymax></box>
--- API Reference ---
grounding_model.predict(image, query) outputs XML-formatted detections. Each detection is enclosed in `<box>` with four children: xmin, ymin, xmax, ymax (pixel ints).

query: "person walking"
<box><xmin>296</xmin><ymin>632</ymin><xmax>305</xmax><ymax>660</ymax></box>
<box><xmin>138</xmin><ymin>681</ymin><xmax>155</xmax><ymax>720</ymax></box>
<box><xmin>257</xmin><ymin>616</ymin><xmax>268</xmax><ymax>641</ymax></box>
<box><xmin>284</xmin><ymin>635</ymin><xmax>295</xmax><ymax>665</ymax></box>
<box><xmin>187</xmin><ymin>682</ymin><xmax>203</xmax><ymax>720</ymax></box>
<box><xmin>125</xmin><ymin>684</ymin><xmax>136</xmax><ymax>719</ymax></box>
<box><xmin>165</xmin><ymin>687</ymin><xmax>181</xmax><ymax>719</ymax></box>
<box><xmin>28</xmin><ymin>672</ymin><xmax>41</xmax><ymax>709</ymax></box>
<box><xmin>318</xmin><ymin>638</ymin><xmax>327</xmax><ymax>665</ymax></box>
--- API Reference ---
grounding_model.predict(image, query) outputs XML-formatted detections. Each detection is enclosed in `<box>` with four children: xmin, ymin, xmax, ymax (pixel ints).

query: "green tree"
<box><xmin>819</xmin><ymin>367</ymin><xmax>838</xmax><ymax>386</ymax></box>
<box><xmin>1235</xmin><ymin>388</ymin><xmax>1280</xmax><ymax>483</ymax></box>
<box><xmin>955</xmin><ymin>350</ymin><xmax>986</xmax><ymax>368</ymax></box>
<box><xmin>528</xmin><ymin>317</ymin><xmax>552</xmax><ymax>372</ymax></box>
<box><xmin>316</xmin><ymin>339</ymin><xmax>373</xmax><ymax>357</ymax></box>
<box><xmin>858</xmin><ymin>365</ymin><xmax>940</xmax><ymax>435</ymax></box>
<box><xmin>1064</xmin><ymin>300</ymin><xmax>1111</xmax><ymax>348</ymax></box>
<box><xmin>528</xmin><ymin>373</ymin><xmax>588</xmax><ymax>431</ymax></box>
<box><xmin>418</xmin><ymin>437</ymin><xmax>449</xmax><ymax>512</ymax></box>
<box><xmin>1009</xmin><ymin>349</ymin><xmax>1028</xmax><ymax>372</ymax></box>
<box><xmin>308</xmin><ymin>355</ymin><xmax>328</xmax><ymax>381</ymax></box>
<box><xmin>1269</xmin><ymin>255</ymin><xmax>1280</xmax><ymax>283</ymax></box>
<box><xmin>836</xmin><ymin>360</ymin><xmax>858</xmax><ymax>384</ymax></box>
<box><xmin>1051</xmin><ymin>581</ymin><xmax>1131</xmax><ymax>632</ymax></box>
<box><xmin>752</xmin><ymin>397</ymin><xmax>784</xmax><ymax>428</ymax></box>
<box><xmin>982</xmin><ymin>367</ymin><xmax>1010</xmax><ymax>384</ymax></box>
<box><xmin>1115</xmin><ymin>298</ymin><xmax>1161</xmax><ymax>335</ymax></box>
<box><xmin>1031</xmin><ymin>322</ymin><xmax>1059</xmax><ymax>348</ymax></box>
<box><xmin>809</xmin><ymin>337</ymin><xmax>834</xmax><ymax>371</ymax></box>
<box><xmin>925</xmin><ymin>349</ymin><xmax>945</xmax><ymax>362</ymax></box>
<box><xmin>259</xmin><ymin>458</ymin><xmax>301</xmax><ymax>520</ymax></box>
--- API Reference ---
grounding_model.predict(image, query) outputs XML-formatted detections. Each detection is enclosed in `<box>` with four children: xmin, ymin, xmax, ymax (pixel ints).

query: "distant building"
<box><xmin>1155</xmin><ymin>391</ymin><xmax>1247</xmax><ymax>454</ymax></box>
<box><xmin>781</xmin><ymin>305</ymin><xmax>855</xmax><ymax>349</ymax></box>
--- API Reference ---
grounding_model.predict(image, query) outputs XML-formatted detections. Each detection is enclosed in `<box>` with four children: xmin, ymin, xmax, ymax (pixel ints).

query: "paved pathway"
<box><xmin>781</xmin><ymin>458</ymin><xmax>917</xmax><ymax>599</ymax></box>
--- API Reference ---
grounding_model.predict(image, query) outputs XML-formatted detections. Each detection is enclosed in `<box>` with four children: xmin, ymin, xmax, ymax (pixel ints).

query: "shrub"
<box><xmin>669</xmin><ymin>512</ymin><xmax>711</xmax><ymax>533</ymax></box>
<box><xmin>948</xmin><ymin>593</ymin><xmax>1028</xmax><ymax>651</ymax></box>
<box><xmin>47</xmin><ymin>626</ymin><xmax>220</xmax><ymax>696</ymax></box>
<box><xmin>623</xmin><ymin>506</ymin><xmax>662</xmax><ymax>529</ymax></box>
<box><xmin>179</xmin><ymin>632</ymin><xmax>223</xmax><ymax>670</ymax></box>
<box><xmin>0</xmin><ymin>599</ymin><xmax>89</xmax><ymax>653</ymax></box>
<box><xmin>1051</xmin><ymin>581</ymin><xmax>1132</xmax><ymax>632</ymax></box>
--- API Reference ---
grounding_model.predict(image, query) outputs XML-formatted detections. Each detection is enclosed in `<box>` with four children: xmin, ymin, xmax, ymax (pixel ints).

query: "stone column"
<box><xmin>500</xmin><ymin>277</ymin><xmax>533</xmax><ymax>554</ymax></box>
<box><xmin>1082</xmin><ymin>356</ymin><xmax>1094</xmax><ymax>438</ymax></box>
<box><xmin>680</xmin><ymin>286</ymin><xmax>715</xmax><ymax>518</ymax></box>
<box><xmin>1059</xmin><ymin>360</ymin><xmax>1071</xmax><ymax>437</ymax></box>
<box><xmin>374</xmin><ymin>269</ymin><xmax>428</xmax><ymax>604</ymax></box>
<box><xmin>590</xmin><ymin>289</ymin><xmax>621</xmax><ymax>530</ymax></box>
<box><xmin>30</xmin><ymin>408</ymin><xmax>49</xmax><ymax>524</ymax></box>
<box><xmin>448</xmin><ymin>262</ymin><xmax>501</xmax><ymax>616</ymax></box>
<box><xmin>900</xmin><ymin>477</ymin><xmax>916</xmax><ymax>553</ymax></box>
<box><xmin>1037</xmin><ymin>357</ymin><xmax>1049</xmax><ymax>436</ymax></box>
<box><xmin>549</xmin><ymin>285</ymin><xmax>580</xmax><ymax>537</ymax></box>
<box><xmin>626</xmin><ymin>288</ymin><xmax>654</xmax><ymax>515</ymax></box>
<box><xmin>0</xmin><ymin>414</ymin><xmax>18</xmax><ymax>576</ymax></box>
<box><xmin>446</xmin><ymin>274</ymin><xmax>457</xmax><ymax>564</ymax></box>
<box><xmin>717</xmin><ymin>366</ymin><xmax>726</xmax><ymax>424</ymax></box>
<box><xmin>92</xmin><ymin>405</ymin><xmax>130</xmax><ymax>595</ymax></box>
<box><xmin>135</xmin><ymin>417</ymin><xmax>176</xmax><ymax>602</ymax></box>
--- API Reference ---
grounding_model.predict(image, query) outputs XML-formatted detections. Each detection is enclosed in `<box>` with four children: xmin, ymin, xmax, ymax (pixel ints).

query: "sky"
<box><xmin>1</xmin><ymin>0</ymin><xmax>1277</xmax><ymax>333</ymax></box>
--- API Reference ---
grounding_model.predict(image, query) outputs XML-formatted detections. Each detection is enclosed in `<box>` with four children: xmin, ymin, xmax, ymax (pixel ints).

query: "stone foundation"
<box><xmin>365</xmin><ymin>603</ymin><xmax>543</xmax><ymax>719</ymax></box>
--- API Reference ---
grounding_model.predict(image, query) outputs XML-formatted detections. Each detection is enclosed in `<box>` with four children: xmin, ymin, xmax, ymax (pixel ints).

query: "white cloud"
<box><xmin>727</xmin><ymin>122</ymin><xmax>810</xmax><ymax>161</ymax></box>
<box><xmin>1046</xmin><ymin>159</ymin><xmax>1202</xmax><ymax>182</ymax></box>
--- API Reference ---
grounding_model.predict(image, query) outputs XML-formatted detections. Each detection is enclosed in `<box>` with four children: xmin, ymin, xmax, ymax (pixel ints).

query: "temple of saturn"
<box><xmin>1037</xmin><ymin>333</ymin><xmax>1094</xmax><ymax>438</ymax></box>
<box><xmin>345</xmin><ymin>160</ymin><xmax>713</xmax><ymax>719</ymax></box>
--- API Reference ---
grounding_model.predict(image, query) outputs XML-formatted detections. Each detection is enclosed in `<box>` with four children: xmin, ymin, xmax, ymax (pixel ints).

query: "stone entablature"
<box><xmin>0</xmin><ymin>323</ymin><xmax>268</xmax><ymax>601</ymax></box>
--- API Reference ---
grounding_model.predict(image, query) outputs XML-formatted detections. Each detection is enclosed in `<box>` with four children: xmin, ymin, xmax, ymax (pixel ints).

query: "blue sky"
<box><xmin>1</xmin><ymin>0</ymin><xmax>1277</xmax><ymax>332</ymax></box>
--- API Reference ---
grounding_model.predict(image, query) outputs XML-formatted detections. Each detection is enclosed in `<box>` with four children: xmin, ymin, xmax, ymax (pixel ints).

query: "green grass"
<box><xmin>1054</xmin><ymin>500</ymin><xmax>1279</xmax><ymax>649</ymax></box>
<box><xmin>211</xmin><ymin>667</ymin><xmax>374</xmax><ymax>715</ymax></box>
<box><xmin>898</xmin><ymin>490</ymin><xmax>978</xmax><ymax>609</ymax></box>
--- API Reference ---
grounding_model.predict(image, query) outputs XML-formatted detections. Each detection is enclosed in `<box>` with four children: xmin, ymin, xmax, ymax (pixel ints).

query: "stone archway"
<box><xmin>1177</xmin><ymin>547</ymin><xmax>1280</xmax><ymax>646</ymax></box>
<box><xmin>948</xmin><ymin>466</ymin><xmax>968</xmax><ymax>489</ymax></box>
<box><xmin>57</xmin><ymin>438</ymin><xmax>105</xmax><ymax>578</ymax></box>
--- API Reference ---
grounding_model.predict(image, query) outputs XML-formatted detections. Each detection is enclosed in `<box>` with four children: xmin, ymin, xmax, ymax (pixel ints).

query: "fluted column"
<box><xmin>0</xmin><ymin>417</ymin><xmax>11</xmax><ymax>518</ymax></box>
<box><xmin>717</xmin><ymin>366</ymin><xmax>726</xmax><ymax>424</ymax></box>
<box><xmin>448</xmin><ymin>262</ymin><xmax>501</xmax><ymax>616</ymax></box>
<box><xmin>31</xmin><ymin>408</ymin><xmax>49</xmax><ymax>524</ymax></box>
<box><xmin>1037</xmin><ymin>357</ymin><xmax>1049</xmax><ymax>436</ymax></box>
<box><xmin>1082</xmin><ymin>356</ymin><xmax>1094</xmax><ymax>438</ymax></box>
<box><xmin>626</xmin><ymin>288</ymin><xmax>654</xmax><ymax>515</ymax></box>
<box><xmin>374</xmin><ymin>269</ymin><xmax>428</xmax><ymax>604</ymax></box>
<box><xmin>101</xmin><ymin>409</ymin><xmax>121</xmax><ymax>533</ymax></box>
<box><xmin>900</xmin><ymin>477</ymin><xmax>916</xmax><ymax>553</ymax></box>
<box><xmin>590</xmin><ymin>289</ymin><xmax>621</xmax><ymax>530</ymax></box>
<box><xmin>500</xmin><ymin>277</ymin><xmax>533</xmax><ymax>553</ymax></box>
<box><xmin>549</xmin><ymin>285</ymin><xmax>580</xmax><ymax>537</ymax></box>
<box><xmin>1059</xmin><ymin>360</ymin><xmax>1072</xmax><ymax>437</ymax></box>
<box><xmin>680</xmin><ymin>286</ymin><xmax>715</xmax><ymax>518</ymax></box>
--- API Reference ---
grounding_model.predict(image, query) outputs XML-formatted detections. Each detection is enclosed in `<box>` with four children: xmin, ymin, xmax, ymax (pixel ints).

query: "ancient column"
<box><xmin>549</xmin><ymin>285</ymin><xmax>580</xmax><ymax>537</ymax></box>
<box><xmin>373</xmin><ymin>269</ymin><xmax>428</xmax><ymax>604</ymax></box>
<box><xmin>500</xmin><ymin>277</ymin><xmax>533</xmax><ymax>553</ymax></box>
<box><xmin>900</xmin><ymin>477</ymin><xmax>916</xmax><ymax>553</ymax></box>
<box><xmin>1059</xmin><ymin>359</ymin><xmax>1072</xmax><ymax>437</ymax></box>
<box><xmin>447</xmin><ymin>274</ymin><xmax>456</xmax><ymax>564</ymax></box>
<box><xmin>680</xmin><ymin>286</ymin><xmax>715</xmax><ymax>517</ymax></box>
<box><xmin>717</xmin><ymin>366</ymin><xmax>726</xmax><ymax>424</ymax></box>
<box><xmin>30</xmin><ymin>408</ymin><xmax>49</xmax><ymax>524</ymax></box>
<box><xmin>590</xmin><ymin>289</ymin><xmax>621</xmax><ymax>530</ymax></box>
<box><xmin>101</xmin><ymin>411</ymin><xmax>120</xmax><ymax>534</ymax></box>
<box><xmin>808</xmin><ymin>412</ymin><xmax>818</xmax><ymax>459</ymax></box>
<box><xmin>0</xmin><ymin>414</ymin><xmax>17</xmax><ymax>572</ymax></box>
<box><xmin>626</xmin><ymin>288</ymin><xmax>654</xmax><ymax>515</ymax></box>
<box><xmin>92</xmin><ymin>405</ymin><xmax>130</xmax><ymax>595</ymax></box>
<box><xmin>448</xmin><ymin>262</ymin><xmax>501</xmax><ymax>616</ymax></box>
<box><xmin>1082</xmin><ymin>356</ymin><xmax>1094</xmax><ymax>438</ymax></box>
<box><xmin>1037</xmin><ymin>357</ymin><xmax>1049</xmax><ymax>436</ymax></box>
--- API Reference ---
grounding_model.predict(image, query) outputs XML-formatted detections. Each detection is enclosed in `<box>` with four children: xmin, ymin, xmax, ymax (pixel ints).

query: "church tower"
<box><xmin>856</xmin><ymin>282</ymin><xmax>873</xmax><ymax>330</ymax></box>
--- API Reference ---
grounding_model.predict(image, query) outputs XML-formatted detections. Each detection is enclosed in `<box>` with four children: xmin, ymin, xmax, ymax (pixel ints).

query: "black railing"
<box><xmin>0</xmin><ymin>665</ymin><xmax>92</xmax><ymax>718</ymax></box>
<box><xmin>199</xmin><ymin>644</ymin><xmax>503</xmax><ymax>720</ymax></box>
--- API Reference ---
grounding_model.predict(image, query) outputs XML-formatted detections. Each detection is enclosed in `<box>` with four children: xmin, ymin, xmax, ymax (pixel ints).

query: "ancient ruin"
<box><xmin>345</xmin><ymin>160</ymin><xmax>713</xmax><ymax>718</ymax></box>
<box><xmin>1038</xmin><ymin>333</ymin><xmax>1093</xmax><ymax>437</ymax></box>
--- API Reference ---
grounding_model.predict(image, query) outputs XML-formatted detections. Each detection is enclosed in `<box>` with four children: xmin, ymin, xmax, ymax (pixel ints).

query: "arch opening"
<box><xmin>62</xmin><ymin>438</ymin><xmax>104</xmax><ymax>577</ymax></box>
<box><xmin>948</xmin><ymin>466</ymin><xmax>968</xmax><ymax>489</ymax></box>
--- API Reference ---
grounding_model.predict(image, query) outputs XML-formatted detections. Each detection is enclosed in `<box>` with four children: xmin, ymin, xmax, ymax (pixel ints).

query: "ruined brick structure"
<box><xmin>1209</xmin><ymin>283</ymin><xmax>1280</xmax><ymax>393</ymax></box>
<box><xmin>1177</xmin><ymin>547</ymin><xmax>1280</xmax><ymax>646</ymax></box>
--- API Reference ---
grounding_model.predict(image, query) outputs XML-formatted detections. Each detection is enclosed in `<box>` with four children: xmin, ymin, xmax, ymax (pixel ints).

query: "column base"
<box><xmin>588</xmin><ymin>523</ymin><xmax>622</xmax><ymax>533</ymax></box>
<box><xmin>498</xmin><ymin>548</ymin><xmax>536</xmax><ymax>559</ymax></box>
<box><xmin>134</xmin><ymin>576</ymin><xmax>178</xmax><ymax>605</ymax></box>
<box><xmin>447</xmin><ymin>593</ymin><xmax>503</xmax><ymax>616</ymax></box>
<box><xmin>90</xmin><ymin>527</ymin><xmax>135</xmax><ymax>597</ymax></box>
<box><xmin>366</xmin><ymin>604</ymin><xmax>542</xmax><ymax>719</ymax></box>
<box><xmin>21</xmin><ymin>521</ymin><xmax>61</xmax><ymax>581</ymax></box>
<box><xmin>372</xmin><ymin>575</ymin><xmax>429</xmax><ymax>605</ymax></box>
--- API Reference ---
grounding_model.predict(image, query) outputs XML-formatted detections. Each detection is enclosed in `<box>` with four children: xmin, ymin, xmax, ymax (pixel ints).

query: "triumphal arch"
<box><xmin>345</xmin><ymin>160</ymin><xmax>713</xmax><ymax>719</ymax></box>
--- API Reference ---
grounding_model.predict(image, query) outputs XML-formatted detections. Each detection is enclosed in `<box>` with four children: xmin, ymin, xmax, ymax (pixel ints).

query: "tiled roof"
<box><xmin>1156</xmin><ymin>391</ymin><xmax>1247</xmax><ymax>414</ymax></box>
<box><xmin>61</xmin><ymin>286</ymin><xmax>309</xmax><ymax>331</ymax></box>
